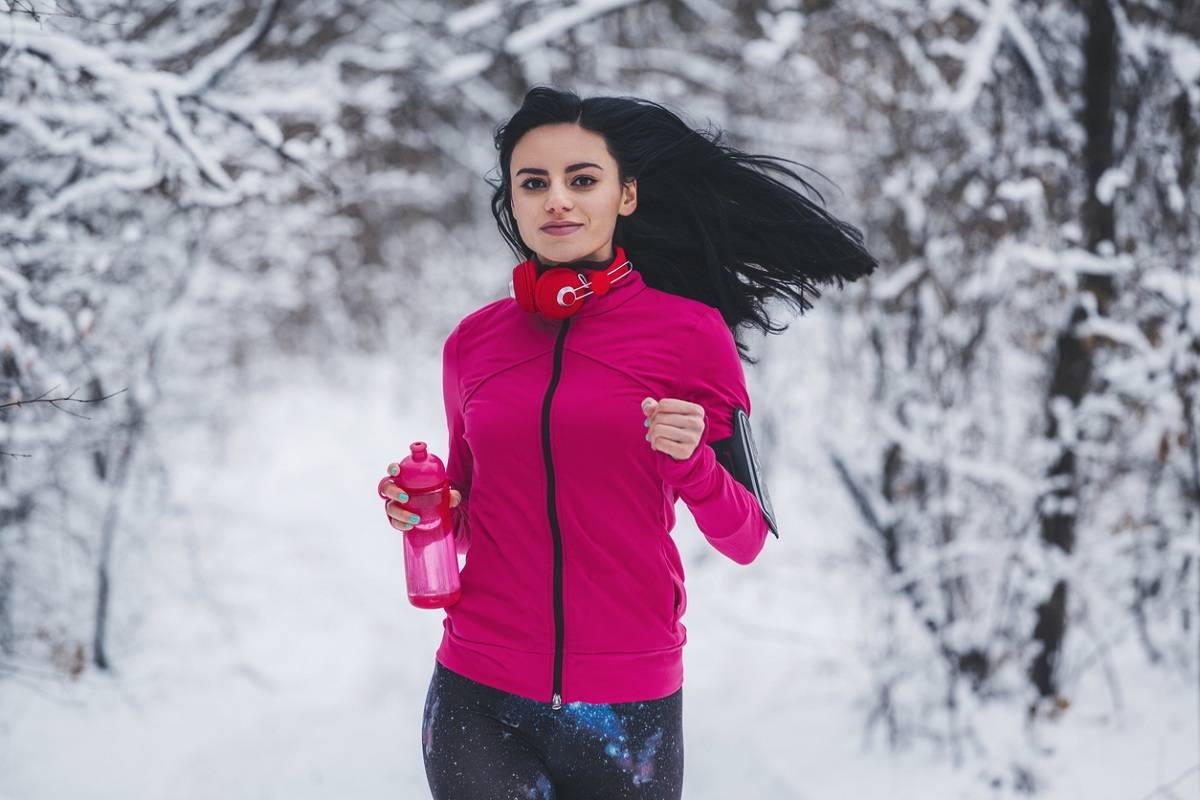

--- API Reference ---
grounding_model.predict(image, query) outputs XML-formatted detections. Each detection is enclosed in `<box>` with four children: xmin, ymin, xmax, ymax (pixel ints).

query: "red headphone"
<box><xmin>508</xmin><ymin>245</ymin><xmax>634</xmax><ymax>320</ymax></box>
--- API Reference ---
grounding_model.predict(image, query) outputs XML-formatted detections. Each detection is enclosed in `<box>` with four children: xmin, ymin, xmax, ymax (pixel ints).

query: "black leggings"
<box><xmin>421</xmin><ymin>658</ymin><xmax>684</xmax><ymax>799</ymax></box>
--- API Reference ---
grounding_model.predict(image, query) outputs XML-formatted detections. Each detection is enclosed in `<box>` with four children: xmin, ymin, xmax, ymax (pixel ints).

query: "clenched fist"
<box><xmin>642</xmin><ymin>396</ymin><xmax>705</xmax><ymax>462</ymax></box>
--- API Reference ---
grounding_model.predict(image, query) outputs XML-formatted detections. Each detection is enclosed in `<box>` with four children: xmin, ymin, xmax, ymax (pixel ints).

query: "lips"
<box><xmin>542</xmin><ymin>222</ymin><xmax>582</xmax><ymax>236</ymax></box>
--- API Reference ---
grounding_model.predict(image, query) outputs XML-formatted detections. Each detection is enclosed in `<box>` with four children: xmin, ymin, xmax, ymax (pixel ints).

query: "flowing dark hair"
<box><xmin>487</xmin><ymin>86</ymin><xmax>879</xmax><ymax>364</ymax></box>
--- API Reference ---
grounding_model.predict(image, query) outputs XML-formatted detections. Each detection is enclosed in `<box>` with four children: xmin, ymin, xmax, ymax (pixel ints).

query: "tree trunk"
<box><xmin>1028</xmin><ymin>0</ymin><xmax>1118</xmax><ymax>707</ymax></box>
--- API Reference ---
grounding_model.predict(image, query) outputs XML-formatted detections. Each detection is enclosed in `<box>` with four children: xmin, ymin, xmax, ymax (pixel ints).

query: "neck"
<box><xmin>535</xmin><ymin>248</ymin><xmax>615</xmax><ymax>277</ymax></box>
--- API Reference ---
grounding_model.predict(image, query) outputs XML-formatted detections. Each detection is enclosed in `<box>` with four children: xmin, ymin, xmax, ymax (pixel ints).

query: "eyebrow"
<box><xmin>514</xmin><ymin>162</ymin><xmax>604</xmax><ymax>177</ymax></box>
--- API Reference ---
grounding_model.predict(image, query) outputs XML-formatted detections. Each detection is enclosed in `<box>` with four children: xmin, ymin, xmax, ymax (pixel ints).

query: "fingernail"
<box><xmin>645</xmin><ymin>432</ymin><xmax>650</xmax><ymax>441</ymax></box>
<box><xmin>643</xmin><ymin>419</ymin><xmax>649</xmax><ymax>427</ymax></box>
<box><xmin>409</xmin><ymin>513</ymin><xmax>419</xmax><ymax>523</ymax></box>
<box><xmin>398</xmin><ymin>492</ymin><xmax>409</xmax><ymax>502</ymax></box>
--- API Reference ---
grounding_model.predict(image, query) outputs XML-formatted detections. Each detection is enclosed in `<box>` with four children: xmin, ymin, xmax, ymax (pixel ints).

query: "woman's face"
<box><xmin>509</xmin><ymin>123</ymin><xmax>637</xmax><ymax>266</ymax></box>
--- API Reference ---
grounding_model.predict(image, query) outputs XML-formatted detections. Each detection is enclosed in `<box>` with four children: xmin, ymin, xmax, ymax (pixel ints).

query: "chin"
<box><xmin>543</xmin><ymin>242</ymin><xmax>591</xmax><ymax>257</ymax></box>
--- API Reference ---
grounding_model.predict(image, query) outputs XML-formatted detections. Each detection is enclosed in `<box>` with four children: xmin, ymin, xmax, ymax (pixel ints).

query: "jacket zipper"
<box><xmin>541</xmin><ymin>316</ymin><xmax>571</xmax><ymax>710</ymax></box>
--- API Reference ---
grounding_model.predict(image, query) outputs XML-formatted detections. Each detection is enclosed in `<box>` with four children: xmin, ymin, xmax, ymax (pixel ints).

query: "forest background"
<box><xmin>2</xmin><ymin>1</ymin><xmax>1198</xmax><ymax>797</ymax></box>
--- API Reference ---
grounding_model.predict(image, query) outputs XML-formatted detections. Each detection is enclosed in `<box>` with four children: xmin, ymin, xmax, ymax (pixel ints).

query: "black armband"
<box><xmin>708</xmin><ymin>406</ymin><xmax>780</xmax><ymax>539</ymax></box>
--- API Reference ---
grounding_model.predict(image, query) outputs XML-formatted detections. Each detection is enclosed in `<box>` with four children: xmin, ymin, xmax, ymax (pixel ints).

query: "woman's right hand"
<box><xmin>380</xmin><ymin>462</ymin><xmax>462</xmax><ymax>532</ymax></box>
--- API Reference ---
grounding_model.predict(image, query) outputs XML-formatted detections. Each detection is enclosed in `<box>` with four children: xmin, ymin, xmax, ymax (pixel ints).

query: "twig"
<box><xmin>1136</xmin><ymin>762</ymin><xmax>1200</xmax><ymax>800</ymax></box>
<box><xmin>0</xmin><ymin>385</ymin><xmax>128</xmax><ymax>418</ymax></box>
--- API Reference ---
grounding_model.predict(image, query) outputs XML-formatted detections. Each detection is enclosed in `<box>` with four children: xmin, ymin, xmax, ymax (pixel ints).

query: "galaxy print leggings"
<box><xmin>421</xmin><ymin>658</ymin><xmax>684</xmax><ymax>799</ymax></box>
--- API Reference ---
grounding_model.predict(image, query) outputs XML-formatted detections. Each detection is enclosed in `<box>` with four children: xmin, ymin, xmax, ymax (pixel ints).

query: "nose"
<box><xmin>544</xmin><ymin>181</ymin><xmax>573</xmax><ymax>213</ymax></box>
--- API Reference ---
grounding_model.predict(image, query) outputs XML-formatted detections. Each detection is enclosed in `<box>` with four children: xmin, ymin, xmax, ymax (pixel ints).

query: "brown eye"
<box><xmin>519</xmin><ymin>176</ymin><xmax>597</xmax><ymax>190</ymax></box>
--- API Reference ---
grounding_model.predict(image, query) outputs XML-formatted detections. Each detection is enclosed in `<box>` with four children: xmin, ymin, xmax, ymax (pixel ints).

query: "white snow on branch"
<box><xmin>1112</xmin><ymin>0</ymin><xmax>1200</xmax><ymax>89</ymax></box>
<box><xmin>1005</xmin><ymin>242</ymin><xmax>1136</xmax><ymax>285</ymax></box>
<box><xmin>177</xmin><ymin>0</ymin><xmax>283</xmax><ymax>95</ymax></box>
<box><xmin>0</xmin><ymin>4</ymin><xmax>329</xmax><ymax>224</ymax></box>
<box><xmin>870</xmin><ymin>259</ymin><xmax>926</xmax><ymax>303</ymax></box>
<box><xmin>0</xmin><ymin>258</ymin><xmax>75</xmax><ymax>343</ymax></box>
<box><xmin>930</xmin><ymin>0</ymin><xmax>1070</xmax><ymax>130</ymax></box>
<box><xmin>932</xmin><ymin>0</ymin><xmax>1010</xmax><ymax>114</ymax></box>
<box><xmin>1095</xmin><ymin>166</ymin><xmax>1131</xmax><ymax>205</ymax></box>
<box><xmin>433</xmin><ymin>51</ymin><xmax>493</xmax><ymax>86</ymax></box>
<box><xmin>156</xmin><ymin>90</ymin><xmax>236</xmax><ymax>193</ymax></box>
<box><xmin>1074</xmin><ymin>316</ymin><xmax>1156</xmax><ymax>358</ymax></box>
<box><xmin>0</xmin><ymin>165</ymin><xmax>162</xmax><ymax>240</ymax></box>
<box><xmin>504</xmin><ymin>0</ymin><xmax>645</xmax><ymax>54</ymax></box>
<box><xmin>872</xmin><ymin>407</ymin><xmax>1047</xmax><ymax>502</ymax></box>
<box><xmin>444</xmin><ymin>0</ymin><xmax>507</xmax><ymax>36</ymax></box>
<box><xmin>0</xmin><ymin>102</ymin><xmax>145</xmax><ymax>170</ymax></box>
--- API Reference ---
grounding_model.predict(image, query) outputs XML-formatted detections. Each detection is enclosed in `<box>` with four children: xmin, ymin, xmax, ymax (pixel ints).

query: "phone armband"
<box><xmin>708</xmin><ymin>406</ymin><xmax>780</xmax><ymax>539</ymax></box>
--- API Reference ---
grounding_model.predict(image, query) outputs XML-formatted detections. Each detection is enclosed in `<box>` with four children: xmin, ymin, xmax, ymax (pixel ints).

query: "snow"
<box><xmin>2</xmin><ymin>3</ymin><xmax>1198</xmax><ymax>797</ymax></box>
<box><xmin>1</xmin><ymin>342</ymin><xmax>1194</xmax><ymax>799</ymax></box>
<box><xmin>504</xmin><ymin>0</ymin><xmax>644</xmax><ymax>53</ymax></box>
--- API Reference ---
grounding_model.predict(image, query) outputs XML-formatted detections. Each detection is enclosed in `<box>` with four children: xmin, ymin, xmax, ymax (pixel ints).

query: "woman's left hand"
<box><xmin>642</xmin><ymin>396</ymin><xmax>705</xmax><ymax>461</ymax></box>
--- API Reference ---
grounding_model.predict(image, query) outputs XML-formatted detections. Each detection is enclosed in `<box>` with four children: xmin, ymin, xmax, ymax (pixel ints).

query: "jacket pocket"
<box><xmin>670</xmin><ymin>571</ymin><xmax>687</xmax><ymax>625</ymax></box>
<box><xmin>659</xmin><ymin>540</ymin><xmax>687</xmax><ymax>629</ymax></box>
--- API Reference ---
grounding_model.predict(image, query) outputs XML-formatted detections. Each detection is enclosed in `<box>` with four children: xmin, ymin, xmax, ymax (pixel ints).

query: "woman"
<box><xmin>380</xmin><ymin>87</ymin><xmax>878</xmax><ymax>800</ymax></box>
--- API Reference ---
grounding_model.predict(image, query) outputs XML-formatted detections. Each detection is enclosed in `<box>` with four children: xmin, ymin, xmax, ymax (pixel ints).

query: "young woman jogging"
<box><xmin>379</xmin><ymin>86</ymin><xmax>878</xmax><ymax>800</ymax></box>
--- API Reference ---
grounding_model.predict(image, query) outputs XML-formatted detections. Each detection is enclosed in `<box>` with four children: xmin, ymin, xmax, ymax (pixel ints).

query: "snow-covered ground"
<box><xmin>1</xmin><ymin>345</ymin><xmax>1196</xmax><ymax>799</ymax></box>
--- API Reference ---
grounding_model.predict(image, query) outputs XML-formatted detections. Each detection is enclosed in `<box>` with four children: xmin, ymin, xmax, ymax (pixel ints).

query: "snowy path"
<box><xmin>1</xmin><ymin>351</ymin><xmax>1196</xmax><ymax>799</ymax></box>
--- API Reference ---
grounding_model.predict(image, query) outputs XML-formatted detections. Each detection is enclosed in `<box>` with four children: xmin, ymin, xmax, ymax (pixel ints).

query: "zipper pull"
<box><xmin>552</xmin><ymin>692</ymin><xmax>563</xmax><ymax>710</ymax></box>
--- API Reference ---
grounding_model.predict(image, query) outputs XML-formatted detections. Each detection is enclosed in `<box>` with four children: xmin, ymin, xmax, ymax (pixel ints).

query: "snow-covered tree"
<box><xmin>809</xmin><ymin>0</ymin><xmax>1199</xmax><ymax>788</ymax></box>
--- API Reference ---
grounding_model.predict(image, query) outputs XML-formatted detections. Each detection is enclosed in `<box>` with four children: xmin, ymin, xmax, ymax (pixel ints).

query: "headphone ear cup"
<box><xmin>534</xmin><ymin>268</ymin><xmax>583</xmax><ymax>320</ymax></box>
<box><xmin>512</xmin><ymin>260</ymin><xmax>538</xmax><ymax>312</ymax></box>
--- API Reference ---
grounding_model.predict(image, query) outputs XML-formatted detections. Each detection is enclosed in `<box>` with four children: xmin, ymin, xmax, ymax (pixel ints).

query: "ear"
<box><xmin>620</xmin><ymin>178</ymin><xmax>637</xmax><ymax>216</ymax></box>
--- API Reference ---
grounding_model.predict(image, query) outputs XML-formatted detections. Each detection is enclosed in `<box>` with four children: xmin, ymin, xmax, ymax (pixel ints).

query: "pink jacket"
<box><xmin>435</xmin><ymin>265</ymin><xmax>772</xmax><ymax>707</ymax></box>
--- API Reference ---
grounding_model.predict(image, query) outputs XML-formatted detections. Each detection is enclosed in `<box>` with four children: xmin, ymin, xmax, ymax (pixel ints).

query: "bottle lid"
<box><xmin>394</xmin><ymin>441</ymin><xmax>447</xmax><ymax>490</ymax></box>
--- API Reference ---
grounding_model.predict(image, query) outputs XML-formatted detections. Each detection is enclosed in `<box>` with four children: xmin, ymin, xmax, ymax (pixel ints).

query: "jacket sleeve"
<box><xmin>443</xmin><ymin>324</ymin><xmax>474</xmax><ymax>555</ymax></box>
<box><xmin>653</xmin><ymin>306</ymin><xmax>771</xmax><ymax>566</ymax></box>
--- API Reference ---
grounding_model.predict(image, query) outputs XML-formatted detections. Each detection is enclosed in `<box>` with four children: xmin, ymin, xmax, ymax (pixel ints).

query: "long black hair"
<box><xmin>487</xmin><ymin>86</ymin><xmax>879</xmax><ymax>364</ymax></box>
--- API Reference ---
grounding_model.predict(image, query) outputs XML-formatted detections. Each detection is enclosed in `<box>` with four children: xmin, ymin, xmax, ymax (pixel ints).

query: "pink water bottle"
<box><xmin>377</xmin><ymin>442</ymin><xmax>462</xmax><ymax>609</ymax></box>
